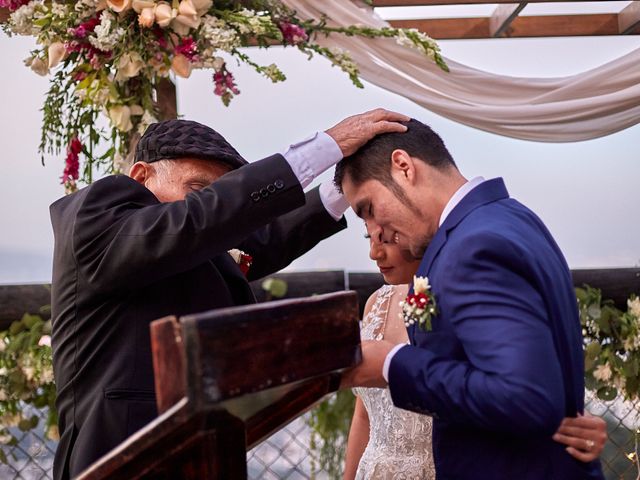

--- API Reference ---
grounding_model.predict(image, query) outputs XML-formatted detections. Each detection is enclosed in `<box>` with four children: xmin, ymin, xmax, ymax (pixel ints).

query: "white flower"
<box><xmin>413</xmin><ymin>275</ymin><xmax>430</xmax><ymax>294</ymax></box>
<box><xmin>0</xmin><ymin>390</ymin><xmax>6</xmax><ymax>402</ymax></box>
<box><xmin>0</xmin><ymin>367</ymin><xmax>7</xmax><ymax>375</ymax></box>
<box><xmin>115</xmin><ymin>52</ymin><xmax>145</xmax><ymax>81</ymax></box>
<box><xmin>40</xmin><ymin>366</ymin><xmax>55</xmax><ymax>384</ymax></box>
<box><xmin>89</xmin><ymin>10</ymin><xmax>126</xmax><ymax>51</ymax></box>
<box><xmin>593</xmin><ymin>363</ymin><xmax>612</xmax><ymax>382</ymax></box>
<box><xmin>0</xmin><ymin>432</ymin><xmax>13</xmax><ymax>444</ymax></box>
<box><xmin>228</xmin><ymin>249</ymin><xmax>242</xmax><ymax>264</ymax></box>
<box><xmin>38</xmin><ymin>335</ymin><xmax>51</xmax><ymax>347</ymax></box>
<box><xmin>0</xmin><ymin>340</ymin><xmax>5</xmax><ymax>353</ymax></box>
<box><xmin>628</xmin><ymin>297</ymin><xmax>640</xmax><ymax>318</ymax></box>
<box><xmin>200</xmin><ymin>15</ymin><xmax>240</xmax><ymax>52</ymax></box>
<box><xmin>9</xmin><ymin>2</ymin><xmax>39</xmax><ymax>36</ymax></box>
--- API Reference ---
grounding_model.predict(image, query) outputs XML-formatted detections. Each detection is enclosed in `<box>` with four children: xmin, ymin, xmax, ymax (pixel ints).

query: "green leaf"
<box><xmin>8</xmin><ymin>321</ymin><xmax>25</xmax><ymax>336</ymax></box>
<box><xmin>21</xmin><ymin>313</ymin><xmax>41</xmax><ymax>330</ymax></box>
<box><xmin>596</xmin><ymin>386</ymin><xmax>618</xmax><ymax>401</ymax></box>
<box><xmin>17</xmin><ymin>418</ymin><xmax>33</xmax><ymax>432</ymax></box>
<box><xmin>261</xmin><ymin>278</ymin><xmax>288</xmax><ymax>299</ymax></box>
<box><xmin>0</xmin><ymin>449</ymin><xmax>7</xmax><ymax>465</ymax></box>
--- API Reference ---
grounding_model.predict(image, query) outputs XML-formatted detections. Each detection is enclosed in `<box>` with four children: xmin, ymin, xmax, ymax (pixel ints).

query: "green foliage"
<box><xmin>308</xmin><ymin>390</ymin><xmax>356</xmax><ymax>479</ymax></box>
<box><xmin>261</xmin><ymin>277</ymin><xmax>288</xmax><ymax>299</ymax></box>
<box><xmin>0</xmin><ymin>309</ymin><xmax>58</xmax><ymax>463</ymax></box>
<box><xmin>577</xmin><ymin>286</ymin><xmax>640</xmax><ymax>401</ymax></box>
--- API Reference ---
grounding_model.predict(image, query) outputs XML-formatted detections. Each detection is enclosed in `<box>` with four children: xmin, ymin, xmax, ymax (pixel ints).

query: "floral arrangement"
<box><xmin>399</xmin><ymin>275</ymin><xmax>437</xmax><ymax>331</ymax></box>
<box><xmin>0</xmin><ymin>310</ymin><xmax>57</xmax><ymax>464</ymax></box>
<box><xmin>228</xmin><ymin>248</ymin><xmax>252</xmax><ymax>275</ymax></box>
<box><xmin>1</xmin><ymin>0</ymin><xmax>447</xmax><ymax>193</ymax></box>
<box><xmin>578</xmin><ymin>286</ymin><xmax>640</xmax><ymax>401</ymax></box>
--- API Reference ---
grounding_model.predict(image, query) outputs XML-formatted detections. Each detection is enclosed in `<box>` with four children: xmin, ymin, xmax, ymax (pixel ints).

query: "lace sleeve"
<box><xmin>360</xmin><ymin>285</ymin><xmax>395</xmax><ymax>342</ymax></box>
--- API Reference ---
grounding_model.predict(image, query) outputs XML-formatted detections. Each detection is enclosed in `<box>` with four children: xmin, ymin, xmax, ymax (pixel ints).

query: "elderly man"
<box><xmin>49</xmin><ymin>109</ymin><xmax>409</xmax><ymax>480</ymax></box>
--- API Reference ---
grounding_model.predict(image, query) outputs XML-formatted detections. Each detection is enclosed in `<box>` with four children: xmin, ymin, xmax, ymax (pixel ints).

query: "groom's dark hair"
<box><xmin>333</xmin><ymin>119</ymin><xmax>456</xmax><ymax>195</ymax></box>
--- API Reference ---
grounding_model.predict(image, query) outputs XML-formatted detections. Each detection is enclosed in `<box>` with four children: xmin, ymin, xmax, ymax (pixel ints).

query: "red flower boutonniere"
<box><xmin>228</xmin><ymin>249</ymin><xmax>253</xmax><ymax>276</ymax></box>
<box><xmin>399</xmin><ymin>275</ymin><xmax>438</xmax><ymax>331</ymax></box>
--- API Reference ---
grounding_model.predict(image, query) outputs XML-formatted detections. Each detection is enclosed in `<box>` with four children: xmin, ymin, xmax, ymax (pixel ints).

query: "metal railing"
<box><xmin>1</xmin><ymin>391</ymin><xmax>638</xmax><ymax>479</ymax></box>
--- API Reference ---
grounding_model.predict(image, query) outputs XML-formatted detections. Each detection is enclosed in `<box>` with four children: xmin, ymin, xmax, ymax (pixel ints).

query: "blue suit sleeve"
<box><xmin>388</xmin><ymin>231</ymin><xmax>565</xmax><ymax>436</ymax></box>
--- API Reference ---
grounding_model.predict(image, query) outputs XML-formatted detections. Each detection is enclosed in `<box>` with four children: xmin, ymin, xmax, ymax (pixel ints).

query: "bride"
<box><xmin>343</xmin><ymin>236</ymin><xmax>608</xmax><ymax>479</ymax></box>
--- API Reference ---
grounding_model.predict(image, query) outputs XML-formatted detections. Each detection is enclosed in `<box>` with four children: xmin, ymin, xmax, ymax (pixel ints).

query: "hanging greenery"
<box><xmin>1</xmin><ymin>0</ymin><xmax>447</xmax><ymax>192</ymax></box>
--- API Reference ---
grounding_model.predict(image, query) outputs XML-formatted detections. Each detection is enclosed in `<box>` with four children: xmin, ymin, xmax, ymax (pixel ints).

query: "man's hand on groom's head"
<box><xmin>340</xmin><ymin>340</ymin><xmax>395</xmax><ymax>389</ymax></box>
<box><xmin>325</xmin><ymin>109</ymin><xmax>410</xmax><ymax>157</ymax></box>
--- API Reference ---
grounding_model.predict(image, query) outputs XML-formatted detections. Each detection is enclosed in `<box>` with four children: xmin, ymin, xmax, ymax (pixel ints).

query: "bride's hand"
<box><xmin>552</xmin><ymin>413</ymin><xmax>607</xmax><ymax>462</ymax></box>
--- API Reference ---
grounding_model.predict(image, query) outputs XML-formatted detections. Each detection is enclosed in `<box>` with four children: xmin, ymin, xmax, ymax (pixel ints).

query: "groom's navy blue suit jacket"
<box><xmin>388</xmin><ymin>178</ymin><xmax>604</xmax><ymax>479</ymax></box>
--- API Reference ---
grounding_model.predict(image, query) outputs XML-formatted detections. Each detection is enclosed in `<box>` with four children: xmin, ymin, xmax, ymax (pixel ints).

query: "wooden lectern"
<box><xmin>77</xmin><ymin>291</ymin><xmax>361</xmax><ymax>479</ymax></box>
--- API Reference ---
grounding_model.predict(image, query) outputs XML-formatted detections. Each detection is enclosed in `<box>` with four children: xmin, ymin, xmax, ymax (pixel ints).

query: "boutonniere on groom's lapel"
<box><xmin>228</xmin><ymin>249</ymin><xmax>253</xmax><ymax>276</ymax></box>
<box><xmin>399</xmin><ymin>275</ymin><xmax>438</xmax><ymax>331</ymax></box>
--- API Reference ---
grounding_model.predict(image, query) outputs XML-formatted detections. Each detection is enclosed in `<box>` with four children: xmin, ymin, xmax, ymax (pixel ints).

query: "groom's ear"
<box><xmin>390</xmin><ymin>149</ymin><xmax>417</xmax><ymax>185</ymax></box>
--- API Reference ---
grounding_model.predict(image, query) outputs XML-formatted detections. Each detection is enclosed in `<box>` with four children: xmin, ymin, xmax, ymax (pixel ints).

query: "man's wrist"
<box><xmin>382</xmin><ymin>344</ymin><xmax>407</xmax><ymax>383</ymax></box>
<box><xmin>281</xmin><ymin>131</ymin><xmax>343</xmax><ymax>189</ymax></box>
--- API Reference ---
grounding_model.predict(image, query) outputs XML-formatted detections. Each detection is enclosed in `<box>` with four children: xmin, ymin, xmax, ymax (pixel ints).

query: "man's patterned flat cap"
<box><xmin>135</xmin><ymin>119</ymin><xmax>248</xmax><ymax>170</ymax></box>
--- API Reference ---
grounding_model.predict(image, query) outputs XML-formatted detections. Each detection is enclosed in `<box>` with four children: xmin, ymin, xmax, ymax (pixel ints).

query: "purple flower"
<box><xmin>175</xmin><ymin>37</ymin><xmax>199</xmax><ymax>62</ymax></box>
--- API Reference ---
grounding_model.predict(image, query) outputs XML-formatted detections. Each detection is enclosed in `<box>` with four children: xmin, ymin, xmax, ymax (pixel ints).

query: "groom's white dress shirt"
<box><xmin>382</xmin><ymin>176</ymin><xmax>486</xmax><ymax>383</ymax></box>
<box><xmin>281</xmin><ymin>131</ymin><xmax>349</xmax><ymax>220</ymax></box>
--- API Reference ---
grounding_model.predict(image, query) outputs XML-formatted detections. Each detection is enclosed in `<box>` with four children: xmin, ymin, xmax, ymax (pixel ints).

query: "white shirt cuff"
<box><xmin>319</xmin><ymin>181</ymin><xmax>349</xmax><ymax>221</ymax></box>
<box><xmin>382</xmin><ymin>344</ymin><xmax>407</xmax><ymax>383</ymax></box>
<box><xmin>281</xmin><ymin>131</ymin><xmax>343</xmax><ymax>189</ymax></box>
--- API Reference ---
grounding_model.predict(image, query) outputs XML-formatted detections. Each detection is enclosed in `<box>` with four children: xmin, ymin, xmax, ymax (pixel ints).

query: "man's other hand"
<box><xmin>340</xmin><ymin>340</ymin><xmax>395</xmax><ymax>389</ymax></box>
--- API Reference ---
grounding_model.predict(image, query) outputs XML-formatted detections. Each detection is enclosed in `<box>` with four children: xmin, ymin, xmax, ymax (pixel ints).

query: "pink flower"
<box><xmin>0</xmin><ymin>0</ymin><xmax>30</xmax><ymax>12</ymax></box>
<box><xmin>174</xmin><ymin>37</ymin><xmax>199</xmax><ymax>62</ymax></box>
<box><xmin>61</xmin><ymin>137</ymin><xmax>82</xmax><ymax>187</ymax></box>
<box><xmin>278</xmin><ymin>21</ymin><xmax>308</xmax><ymax>46</ymax></box>
<box><xmin>212</xmin><ymin>70</ymin><xmax>240</xmax><ymax>105</ymax></box>
<box><xmin>68</xmin><ymin>16</ymin><xmax>101</xmax><ymax>38</ymax></box>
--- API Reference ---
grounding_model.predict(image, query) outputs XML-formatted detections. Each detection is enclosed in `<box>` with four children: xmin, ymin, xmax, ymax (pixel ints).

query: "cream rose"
<box><xmin>171</xmin><ymin>54</ymin><xmax>191</xmax><ymax>78</ymax></box>
<box><xmin>30</xmin><ymin>57</ymin><xmax>49</xmax><ymax>76</ymax></box>
<box><xmin>109</xmin><ymin>105</ymin><xmax>134</xmax><ymax>132</ymax></box>
<box><xmin>132</xmin><ymin>0</ymin><xmax>155</xmax><ymax>13</ymax></box>
<box><xmin>191</xmin><ymin>0</ymin><xmax>212</xmax><ymax>16</ymax></box>
<box><xmin>107</xmin><ymin>0</ymin><xmax>132</xmax><ymax>13</ymax></box>
<box><xmin>116</xmin><ymin>52</ymin><xmax>144</xmax><ymax>81</ymax></box>
<box><xmin>48</xmin><ymin>42</ymin><xmax>67</xmax><ymax>69</ymax></box>
<box><xmin>138</xmin><ymin>6</ymin><xmax>155</xmax><ymax>27</ymax></box>
<box><xmin>155</xmin><ymin>2</ymin><xmax>175</xmax><ymax>27</ymax></box>
<box><xmin>628</xmin><ymin>297</ymin><xmax>640</xmax><ymax>318</ymax></box>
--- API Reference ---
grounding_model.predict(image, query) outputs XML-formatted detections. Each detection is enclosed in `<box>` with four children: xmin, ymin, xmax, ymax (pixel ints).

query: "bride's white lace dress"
<box><xmin>353</xmin><ymin>285</ymin><xmax>436</xmax><ymax>480</ymax></box>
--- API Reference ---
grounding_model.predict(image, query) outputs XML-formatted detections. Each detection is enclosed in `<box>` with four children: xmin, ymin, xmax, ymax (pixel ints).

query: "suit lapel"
<box><xmin>407</xmin><ymin>178</ymin><xmax>510</xmax><ymax>342</ymax></box>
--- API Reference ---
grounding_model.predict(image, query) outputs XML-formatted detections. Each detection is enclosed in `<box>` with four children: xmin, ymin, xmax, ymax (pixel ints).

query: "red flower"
<box><xmin>238</xmin><ymin>253</ymin><xmax>253</xmax><ymax>275</ymax></box>
<box><xmin>175</xmin><ymin>37</ymin><xmax>199</xmax><ymax>62</ymax></box>
<box><xmin>278</xmin><ymin>21</ymin><xmax>308</xmax><ymax>45</ymax></box>
<box><xmin>61</xmin><ymin>137</ymin><xmax>82</xmax><ymax>187</ymax></box>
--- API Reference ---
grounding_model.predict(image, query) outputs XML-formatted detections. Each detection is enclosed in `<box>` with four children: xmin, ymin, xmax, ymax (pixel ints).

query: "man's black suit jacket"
<box><xmin>49</xmin><ymin>154</ymin><xmax>346</xmax><ymax>479</ymax></box>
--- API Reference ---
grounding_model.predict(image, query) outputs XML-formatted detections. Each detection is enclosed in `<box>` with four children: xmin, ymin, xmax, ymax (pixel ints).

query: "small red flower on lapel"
<box><xmin>228</xmin><ymin>249</ymin><xmax>253</xmax><ymax>276</ymax></box>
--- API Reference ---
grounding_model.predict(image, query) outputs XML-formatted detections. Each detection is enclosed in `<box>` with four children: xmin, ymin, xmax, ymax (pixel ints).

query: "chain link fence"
<box><xmin>1</xmin><ymin>392</ymin><xmax>638</xmax><ymax>480</ymax></box>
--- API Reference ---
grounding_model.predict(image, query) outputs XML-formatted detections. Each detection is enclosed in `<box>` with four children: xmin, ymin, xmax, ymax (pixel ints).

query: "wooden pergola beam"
<box><xmin>619</xmin><ymin>1</ymin><xmax>640</xmax><ymax>34</ymax></box>
<box><xmin>490</xmin><ymin>3</ymin><xmax>527</xmax><ymax>37</ymax></box>
<box><xmin>389</xmin><ymin>13</ymin><xmax>626</xmax><ymax>39</ymax></box>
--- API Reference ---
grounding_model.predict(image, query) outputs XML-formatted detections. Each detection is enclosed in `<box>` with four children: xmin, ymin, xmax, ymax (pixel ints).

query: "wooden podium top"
<box><xmin>78</xmin><ymin>291</ymin><xmax>361</xmax><ymax>479</ymax></box>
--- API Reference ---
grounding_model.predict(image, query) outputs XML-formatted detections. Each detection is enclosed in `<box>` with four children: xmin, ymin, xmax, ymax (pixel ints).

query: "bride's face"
<box><xmin>368</xmin><ymin>233</ymin><xmax>422</xmax><ymax>285</ymax></box>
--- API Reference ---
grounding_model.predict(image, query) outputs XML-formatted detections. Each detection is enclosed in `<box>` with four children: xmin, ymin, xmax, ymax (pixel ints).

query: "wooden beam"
<box><xmin>619</xmin><ymin>1</ymin><xmax>640</xmax><ymax>34</ymax></box>
<box><xmin>490</xmin><ymin>3</ymin><xmax>527</xmax><ymax>38</ymax></box>
<box><xmin>389</xmin><ymin>14</ymin><xmax>623</xmax><ymax>39</ymax></box>
<box><xmin>374</xmin><ymin>0</ymin><xmax>603</xmax><ymax>5</ymax></box>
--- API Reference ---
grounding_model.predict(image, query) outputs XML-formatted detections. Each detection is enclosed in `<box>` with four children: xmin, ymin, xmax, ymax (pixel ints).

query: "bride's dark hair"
<box><xmin>333</xmin><ymin>118</ymin><xmax>456</xmax><ymax>196</ymax></box>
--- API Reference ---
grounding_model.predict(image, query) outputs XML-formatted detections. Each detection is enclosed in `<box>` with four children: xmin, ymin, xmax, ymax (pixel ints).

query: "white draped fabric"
<box><xmin>281</xmin><ymin>0</ymin><xmax>640</xmax><ymax>142</ymax></box>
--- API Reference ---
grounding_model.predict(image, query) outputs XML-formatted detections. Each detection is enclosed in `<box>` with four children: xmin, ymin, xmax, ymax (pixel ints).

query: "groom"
<box><xmin>336</xmin><ymin>119</ymin><xmax>604</xmax><ymax>479</ymax></box>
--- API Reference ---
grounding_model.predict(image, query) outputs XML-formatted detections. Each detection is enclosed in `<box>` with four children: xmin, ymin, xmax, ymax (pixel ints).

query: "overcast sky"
<box><xmin>1</xmin><ymin>23</ymin><xmax>639</xmax><ymax>284</ymax></box>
